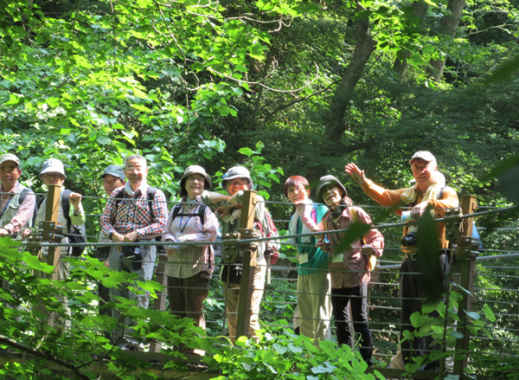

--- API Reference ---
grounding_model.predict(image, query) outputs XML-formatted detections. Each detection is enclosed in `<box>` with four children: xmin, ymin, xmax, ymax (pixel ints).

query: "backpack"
<box><xmin>61</xmin><ymin>189</ymin><xmax>87</xmax><ymax>257</ymax></box>
<box><xmin>170</xmin><ymin>203</ymin><xmax>207</xmax><ymax>226</ymax></box>
<box><xmin>111</xmin><ymin>186</ymin><xmax>164</xmax><ymax>226</ymax></box>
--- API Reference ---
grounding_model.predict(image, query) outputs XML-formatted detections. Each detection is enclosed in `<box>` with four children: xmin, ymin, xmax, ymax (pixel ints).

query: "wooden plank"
<box><xmin>236</xmin><ymin>191</ymin><xmax>257</xmax><ymax>339</ymax></box>
<box><xmin>42</xmin><ymin>185</ymin><xmax>62</xmax><ymax>277</ymax></box>
<box><xmin>453</xmin><ymin>195</ymin><xmax>477</xmax><ymax>376</ymax></box>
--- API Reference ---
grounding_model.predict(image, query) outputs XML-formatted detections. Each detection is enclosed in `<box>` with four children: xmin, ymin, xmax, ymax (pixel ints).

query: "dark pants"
<box><xmin>331</xmin><ymin>284</ymin><xmax>373</xmax><ymax>363</ymax></box>
<box><xmin>98</xmin><ymin>283</ymin><xmax>110</xmax><ymax>316</ymax></box>
<box><xmin>400</xmin><ymin>258</ymin><xmax>439</xmax><ymax>367</ymax></box>
<box><xmin>167</xmin><ymin>272</ymin><xmax>210</xmax><ymax>329</ymax></box>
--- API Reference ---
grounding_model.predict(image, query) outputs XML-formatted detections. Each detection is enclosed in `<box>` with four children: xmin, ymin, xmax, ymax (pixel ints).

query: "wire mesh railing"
<box><xmin>5</xmin><ymin>186</ymin><xmax>519</xmax><ymax>377</ymax></box>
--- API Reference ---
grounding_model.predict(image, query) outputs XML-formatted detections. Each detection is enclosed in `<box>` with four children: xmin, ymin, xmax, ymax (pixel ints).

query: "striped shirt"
<box><xmin>101</xmin><ymin>182</ymin><xmax>168</xmax><ymax>240</ymax></box>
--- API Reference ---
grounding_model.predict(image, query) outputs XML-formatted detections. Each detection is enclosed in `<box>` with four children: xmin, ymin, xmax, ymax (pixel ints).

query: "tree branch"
<box><xmin>0</xmin><ymin>335</ymin><xmax>89</xmax><ymax>380</ymax></box>
<box><xmin>263</xmin><ymin>79</ymin><xmax>340</xmax><ymax>122</ymax></box>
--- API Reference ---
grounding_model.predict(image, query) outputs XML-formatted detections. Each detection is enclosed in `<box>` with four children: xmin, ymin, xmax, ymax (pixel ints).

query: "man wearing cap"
<box><xmin>101</xmin><ymin>155</ymin><xmax>167</xmax><ymax>309</ymax></box>
<box><xmin>0</xmin><ymin>153</ymin><xmax>36</xmax><ymax>239</ymax></box>
<box><xmin>219</xmin><ymin>165</ymin><xmax>280</xmax><ymax>341</ymax></box>
<box><xmin>316</xmin><ymin>175</ymin><xmax>384</xmax><ymax>365</ymax></box>
<box><xmin>96</xmin><ymin>164</ymin><xmax>125</xmax><ymax>315</ymax></box>
<box><xmin>102</xmin><ymin>165</ymin><xmax>125</xmax><ymax>197</ymax></box>
<box><xmin>345</xmin><ymin>151</ymin><xmax>458</xmax><ymax>366</ymax></box>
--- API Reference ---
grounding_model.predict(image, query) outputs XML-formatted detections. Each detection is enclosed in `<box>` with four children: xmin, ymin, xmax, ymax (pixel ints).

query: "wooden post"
<box><xmin>453</xmin><ymin>195</ymin><xmax>478</xmax><ymax>376</ymax></box>
<box><xmin>42</xmin><ymin>185</ymin><xmax>62</xmax><ymax>279</ymax></box>
<box><xmin>236</xmin><ymin>191</ymin><xmax>257</xmax><ymax>339</ymax></box>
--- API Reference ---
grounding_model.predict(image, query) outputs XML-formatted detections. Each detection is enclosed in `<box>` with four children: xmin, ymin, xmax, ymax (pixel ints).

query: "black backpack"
<box><xmin>170</xmin><ymin>203</ymin><xmax>206</xmax><ymax>225</ymax></box>
<box><xmin>61</xmin><ymin>189</ymin><xmax>87</xmax><ymax>257</ymax></box>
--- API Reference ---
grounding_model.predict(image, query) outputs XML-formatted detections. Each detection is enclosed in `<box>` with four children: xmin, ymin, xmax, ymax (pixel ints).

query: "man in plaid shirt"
<box><xmin>101</xmin><ymin>155</ymin><xmax>167</xmax><ymax>320</ymax></box>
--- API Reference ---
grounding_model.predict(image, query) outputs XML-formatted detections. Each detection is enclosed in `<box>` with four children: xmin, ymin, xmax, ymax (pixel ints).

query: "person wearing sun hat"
<box><xmin>316</xmin><ymin>174</ymin><xmax>384</xmax><ymax>365</ymax></box>
<box><xmin>0</xmin><ymin>153</ymin><xmax>36</xmax><ymax>238</ymax></box>
<box><xmin>162</xmin><ymin>165</ymin><xmax>219</xmax><ymax>332</ymax></box>
<box><xmin>345</xmin><ymin>151</ymin><xmax>458</xmax><ymax>366</ymax></box>
<box><xmin>218</xmin><ymin>165</ymin><xmax>280</xmax><ymax>341</ymax></box>
<box><xmin>35</xmin><ymin>158</ymin><xmax>85</xmax><ymax>236</ymax></box>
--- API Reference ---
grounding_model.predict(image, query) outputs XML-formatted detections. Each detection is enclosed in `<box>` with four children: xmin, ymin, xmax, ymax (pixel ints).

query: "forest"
<box><xmin>1</xmin><ymin>0</ymin><xmax>519</xmax><ymax>378</ymax></box>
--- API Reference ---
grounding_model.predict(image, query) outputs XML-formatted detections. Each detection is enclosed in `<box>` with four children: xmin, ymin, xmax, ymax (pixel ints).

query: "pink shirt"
<box><xmin>323</xmin><ymin>205</ymin><xmax>384</xmax><ymax>288</ymax></box>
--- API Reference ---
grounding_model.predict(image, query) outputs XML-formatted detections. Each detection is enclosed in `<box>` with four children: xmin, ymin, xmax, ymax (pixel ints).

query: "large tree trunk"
<box><xmin>430</xmin><ymin>0</ymin><xmax>466</xmax><ymax>80</ymax></box>
<box><xmin>393</xmin><ymin>1</ymin><xmax>429</xmax><ymax>80</ymax></box>
<box><xmin>325</xmin><ymin>11</ymin><xmax>375</xmax><ymax>142</ymax></box>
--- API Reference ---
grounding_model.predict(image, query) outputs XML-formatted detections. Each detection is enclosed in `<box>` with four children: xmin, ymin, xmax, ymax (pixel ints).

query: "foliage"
<box><xmin>209</xmin><ymin>327</ymin><xmax>384</xmax><ymax>380</ymax></box>
<box><xmin>0</xmin><ymin>237</ymin><xmax>207</xmax><ymax>379</ymax></box>
<box><xmin>401</xmin><ymin>290</ymin><xmax>498</xmax><ymax>375</ymax></box>
<box><xmin>1</xmin><ymin>0</ymin><xmax>519</xmax><ymax>377</ymax></box>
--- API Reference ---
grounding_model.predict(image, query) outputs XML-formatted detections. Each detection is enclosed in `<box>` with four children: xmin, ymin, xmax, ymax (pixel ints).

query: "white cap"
<box><xmin>409</xmin><ymin>151</ymin><xmax>437</xmax><ymax>167</ymax></box>
<box><xmin>40</xmin><ymin>158</ymin><xmax>66</xmax><ymax>178</ymax></box>
<box><xmin>0</xmin><ymin>153</ymin><xmax>20</xmax><ymax>167</ymax></box>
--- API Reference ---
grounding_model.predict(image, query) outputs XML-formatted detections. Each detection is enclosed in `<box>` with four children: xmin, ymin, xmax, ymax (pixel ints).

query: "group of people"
<box><xmin>0</xmin><ymin>150</ymin><xmax>459</xmax><ymax>367</ymax></box>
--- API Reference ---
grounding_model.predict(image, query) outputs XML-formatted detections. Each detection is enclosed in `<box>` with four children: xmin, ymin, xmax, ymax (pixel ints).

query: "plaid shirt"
<box><xmin>101</xmin><ymin>182</ymin><xmax>168</xmax><ymax>240</ymax></box>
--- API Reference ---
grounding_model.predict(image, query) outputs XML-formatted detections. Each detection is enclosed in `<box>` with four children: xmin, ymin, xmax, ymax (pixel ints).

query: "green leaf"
<box><xmin>96</xmin><ymin>135</ymin><xmax>111</xmax><ymax>145</ymax></box>
<box><xmin>238</xmin><ymin>147</ymin><xmax>254</xmax><ymax>157</ymax></box>
<box><xmin>5</xmin><ymin>93</ymin><xmax>21</xmax><ymax>105</ymax></box>
<box><xmin>482</xmin><ymin>304</ymin><xmax>496</xmax><ymax>322</ymax></box>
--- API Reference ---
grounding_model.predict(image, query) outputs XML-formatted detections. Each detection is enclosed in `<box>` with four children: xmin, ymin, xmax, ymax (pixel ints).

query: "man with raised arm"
<box><xmin>345</xmin><ymin>151</ymin><xmax>458</xmax><ymax>367</ymax></box>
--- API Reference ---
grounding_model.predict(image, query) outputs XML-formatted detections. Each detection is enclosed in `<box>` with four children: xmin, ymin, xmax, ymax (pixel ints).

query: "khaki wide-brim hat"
<box><xmin>316</xmin><ymin>174</ymin><xmax>347</xmax><ymax>203</ymax></box>
<box><xmin>180</xmin><ymin>165</ymin><xmax>212</xmax><ymax>197</ymax></box>
<box><xmin>221</xmin><ymin>166</ymin><xmax>254</xmax><ymax>188</ymax></box>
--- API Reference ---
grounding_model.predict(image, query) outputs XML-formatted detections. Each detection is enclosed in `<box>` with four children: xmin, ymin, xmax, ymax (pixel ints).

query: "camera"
<box><xmin>401</xmin><ymin>232</ymin><xmax>417</xmax><ymax>247</ymax></box>
<box><xmin>121</xmin><ymin>246</ymin><xmax>142</xmax><ymax>271</ymax></box>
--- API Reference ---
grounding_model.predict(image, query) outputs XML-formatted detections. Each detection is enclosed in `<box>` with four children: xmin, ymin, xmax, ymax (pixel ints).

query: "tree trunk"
<box><xmin>393</xmin><ymin>1</ymin><xmax>429</xmax><ymax>80</ymax></box>
<box><xmin>325</xmin><ymin>11</ymin><xmax>375</xmax><ymax>143</ymax></box>
<box><xmin>430</xmin><ymin>0</ymin><xmax>466</xmax><ymax>80</ymax></box>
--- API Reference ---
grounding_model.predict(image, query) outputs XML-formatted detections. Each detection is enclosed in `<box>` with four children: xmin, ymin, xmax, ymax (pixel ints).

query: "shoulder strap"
<box><xmin>111</xmin><ymin>187</ymin><xmax>126</xmax><ymax>225</ymax></box>
<box><xmin>171</xmin><ymin>202</ymin><xmax>206</xmax><ymax>225</ymax></box>
<box><xmin>61</xmin><ymin>189</ymin><xmax>72</xmax><ymax>233</ymax></box>
<box><xmin>171</xmin><ymin>204</ymin><xmax>181</xmax><ymax>221</ymax></box>
<box><xmin>438</xmin><ymin>186</ymin><xmax>445</xmax><ymax>200</ymax></box>
<box><xmin>147</xmin><ymin>187</ymin><xmax>158</xmax><ymax>220</ymax></box>
<box><xmin>19</xmin><ymin>187</ymin><xmax>32</xmax><ymax>204</ymax></box>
